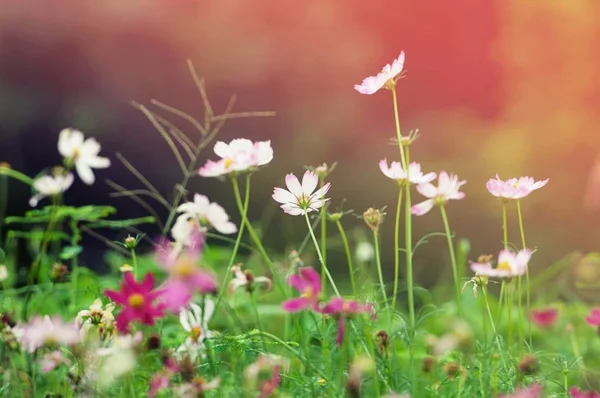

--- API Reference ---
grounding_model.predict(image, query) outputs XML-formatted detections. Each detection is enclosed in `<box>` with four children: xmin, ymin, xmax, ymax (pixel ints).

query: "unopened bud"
<box><xmin>125</xmin><ymin>235</ymin><xmax>137</xmax><ymax>250</ymax></box>
<box><xmin>363</xmin><ymin>208</ymin><xmax>384</xmax><ymax>232</ymax></box>
<box><xmin>50</xmin><ymin>263</ymin><xmax>69</xmax><ymax>282</ymax></box>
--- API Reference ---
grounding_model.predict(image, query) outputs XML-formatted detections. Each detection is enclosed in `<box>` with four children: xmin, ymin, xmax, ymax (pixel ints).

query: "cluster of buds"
<box><xmin>306</xmin><ymin>162</ymin><xmax>337</xmax><ymax>180</ymax></box>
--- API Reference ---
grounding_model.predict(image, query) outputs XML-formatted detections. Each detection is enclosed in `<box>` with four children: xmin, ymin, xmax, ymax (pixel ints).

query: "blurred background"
<box><xmin>1</xmin><ymin>0</ymin><xmax>600</xmax><ymax>292</ymax></box>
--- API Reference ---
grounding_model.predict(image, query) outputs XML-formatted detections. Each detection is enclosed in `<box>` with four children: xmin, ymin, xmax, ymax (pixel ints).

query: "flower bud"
<box><xmin>363</xmin><ymin>208</ymin><xmax>384</xmax><ymax>232</ymax></box>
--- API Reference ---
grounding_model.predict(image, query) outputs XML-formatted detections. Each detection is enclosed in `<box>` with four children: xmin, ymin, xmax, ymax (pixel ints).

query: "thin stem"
<box><xmin>391</xmin><ymin>87</ymin><xmax>407</xmax><ymax>169</ymax></box>
<box><xmin>231</xmin><ymin>177</ymin><xmax>285</xmax><ymax>294</ymax></box>
<box><xmin>214</xmin><ymin>176</ymin><xmax>250</xmax><ymax>311</ymax></box>
<box><xmin>69</xmin><ymin>218</ymin><xmax>81</xmax><ymax>310</ymax></box>
<box><xmin>28</xmin><ymin>197</ymin><xmax>60</xmax><ymax>284</ymax></box>
<box><xmin>404</xmin><ymin>153</ymin><xmax>415</xmax><ymax>330</ymax></box>
<box><xmin>249</xmin><ymin>292</ymin><xmax>267</xmax><ymax>351</ymax></box>
<box><xmin>516</xmin><ymin>199</ymin><xmax>532</xmax><ymax>346</ymax></box>
<box><xmin>502</xmin><ymin>202</ymin><xmax>508</xmax><ymax>250</ymax></box>
<box><xmin>335</xmin><ymin>219</ymin><xmax>356</xmax><ymax>297</ymax></box>
<box><xmin>131</xmin><ymin>248</ymin><xmax>138</xmax><ymax>280</ymax></box>
<box><xmin>440</xmin><ymin>205</ymin><xmax>463</xmax><ymax>316</ymax></box>
<box><xmin>391</xmin><ymin>186</ymin><xmax>403</xmax><ymax>313</ymax></box>
<box><xmin>304</xmin><ymin>213</ymin><xmax>340</xmax><ymax>296</ymax></box>
<box><xmin>372</xmin><ymin>230</ymin><xmax>387</xmax><ymax>308</ymax></box>
<box><xmin>319</xmin><ymin>178</ymin><xmax>327</xmax><ymax>295</ymax></box>
<box><xmin>517</xmin><ymin>276</ymin><xmax>524</xmax><ymax>355</ymax></box>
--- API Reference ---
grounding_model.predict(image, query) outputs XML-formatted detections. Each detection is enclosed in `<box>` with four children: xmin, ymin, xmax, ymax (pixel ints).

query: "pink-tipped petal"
<box><xmin>282</xmin><ymin>298</ymin><xmax>310</xmax><ymax>312</ymax></box>
<box><xmin>411</xmin><ymin>199</ymin><xmax>434</xmax><ymax>216</ymax></box>
<box><xmin>285</xmin><ymin>174</ymin><xmax>303</xmax><ymax>197</ymax></box>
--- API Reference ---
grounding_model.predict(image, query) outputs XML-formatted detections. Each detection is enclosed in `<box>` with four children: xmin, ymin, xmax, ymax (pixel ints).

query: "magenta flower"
<box><xmin>319</xmin><ymin>297</ymin><xmax>373</xmax><ymax>346</ymax></box>
<box><xmin>155</xmin><ymin>241</ymin><xmax>218</xmax><ymax>312</ymax></box>
<box><xmin>354</xmin><ymin>52</ymin><xmax>405</xmax><ymax>95</ymax></box>
<box><xmin>585</xmin><ymin>308</ymin><xmax>600</xmax><ymax>327</ymax></box>
<box><xmin>486</xmin><ymin>175</ymin><xmax>549</xmax><ymax>200</ymax></box>
<box><xmin>272</xmin><ymin>171</ymin><xmax>331</xmax><ymax>216</ymax></box>
<box><xmin>529</xmin><ymin>308</ymin><xmax>558</xmax><ymax>328</ymax></box>
<box><xmin>570</xmin><ymin>387</ymin><xmax>600</xmax><ymax>398</ymax></box>
<box><xmin>412</xmin><ymin>172</ymin><xmax>466</xmax><ymax>216</ymax></box>
<box><xmin>281</xmin><ymin>267</ymin><xmax>322</xmax><ymax>312</ymax></box>
<box><xmin>379</xmin><ymin>160</ymin><xmax>436</xmax><ymax>185</ymax></box>
<box><xmin>470</xmin><ymin>249</ymin><xmax>532</xmax><ymax>279</ymax></box>
<box><xmin>498</xmin><ymin>383</ymin><xmax>543</xmax><ymax>398</ymax></box>
<box><xmin>104</xmin><ymin>272</ymin><xmax>166</xmax><ymax>333</ymax></box>
<box><xmin>199</xmin><ymin>138</ymin><xmax>273</xmax><ymax>177</ymax></box>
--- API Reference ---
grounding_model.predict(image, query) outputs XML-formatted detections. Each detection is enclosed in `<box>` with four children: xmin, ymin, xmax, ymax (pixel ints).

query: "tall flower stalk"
<box><xmin>439</xmin><ymin>205</ymin><xmax>462</xmax><ymax>316</ymax></box>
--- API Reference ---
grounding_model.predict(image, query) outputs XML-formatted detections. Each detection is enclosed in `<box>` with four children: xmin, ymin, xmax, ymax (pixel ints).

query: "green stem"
<box><xmin>502</xmin><ymin>202</ymin><xmax>508</xmax><ymax>250</ymax></box>
<box><xmin>507</xmin><ymin>280</ymin><xmax>514</xmax><ymax>354</ymax></box>
<box><xmin>440</xmin><ymin>205</ymin><xmax>463</xmax><ymax>316</ymax></box>
<box><xmin>130</xmin><ymin>248</ymin><xmax>138</xmax><ymax>280</ymax></box>
<box><xmin>28</xmin><ymin>197</ymin><xmax>60</xmax><ymax>285</ymax></box>
<box><xmin>304</xmin><ymin>213</ymin><xmax>339</xmax><ymax>296</ymax></box>
<box><xmin>335</xmin><ymin>219</ymin><xmax>356</xmax><ymax>297</ymax></box>
<box><xmin>319</xmin><ymin>178</ymin><xmax>327</xmax><ymax>295</ymax></box>
<box><xmin>391</xmin><ymin>187</ymin><xmax>403</xmax><ymax>313</ymax></box>
<box><xmin>516</xmin><ymin>199</ymin><xmax>531</xmax><ymax>346</ymax></box>
<box><xmin>214</xmin><ymin>176</ymin><xmax>251</xmax><ymax>311</ymax></box>
<box><xmin>404</xmin><ymin>158</ymin><xmax>415</xmax><ymax>331</ymax></box>
<box><xmin>372</xmin><ymin>230</ymin><xmax>387</xmax><ymax>308</ymax></box>
<box><xmin>391</xmin><ymin>87</ymin><xmax>407</xmax><ymax>169</ymax></box>
<box><xmin>249</xmin><ymin>292</ymin><xmax>267</xmax><ymax>351</ymax></box>
<box><xmin>517</xmin><ymin>275</ymin><xmax>524</xmax><ymax>355</ymax></box>
<box><xmin>69</xmin><ymin>218</ymin><xmax>81</xmax><ymax>310</ymax></box>
<box><xmin>0</xmin><ymin>166</ymin><xmax>34</xmax><ymax>186</ymax></box>
<box><xmin>231</xmin><ymin>177</ymin><xmax>285</xmax><ymax>294</ymax></box>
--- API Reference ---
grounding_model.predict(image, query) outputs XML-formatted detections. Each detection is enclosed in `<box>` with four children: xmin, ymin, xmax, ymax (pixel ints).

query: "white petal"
<box><xmin>75</xmin><ymin>162</ymin><xmax>95</xmax><ymax>185</ymax></box>
<box><xmin>284</xmin><ymin>173</ymin><xmax>303</xmax><ymax>197</ymax></box>
<box><xmin>301</xmin><ymin>170</ymin><xmax>319</xmax><ymax>195</ymax></box>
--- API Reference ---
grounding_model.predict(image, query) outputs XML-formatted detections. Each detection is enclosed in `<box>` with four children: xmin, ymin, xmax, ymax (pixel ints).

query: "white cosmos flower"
<box><xmin>272</xmin><ymin>170</ymin><xmax>331</xmax><ymax>216</ymax></box>
<box><xmin>470</xmin><ymin>249</ymin><xmax>532</xmax><ymax>279</ymax></box>
<box><xmin>175</xmin><ymin>194</ymin><xmax>237</xmax><ymax>235</ymax></box>
<box><xmin>176</xmin><ymin>300</ymin><xmax>214</xmax><ymax>362</ymax></box>
<box><xmin>29</xmin><ymin>173</ymin><xmax>74</xmax><ymax>207</ymax></box>
<box><xmin>379</xmin><ymin>160</ymin><xmax>437</xmax><ymax>185</ymax></box>
<box><xmin>58</xmin><ymin>128</ymin><xmax>110</xmax><ymax>185</ymax></box>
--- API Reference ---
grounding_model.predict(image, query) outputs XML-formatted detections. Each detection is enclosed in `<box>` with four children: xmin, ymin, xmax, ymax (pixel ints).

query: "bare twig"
<box><xmin>150</xmin><ymin>99</ymin><xmax>207</xmax><ymax>136</ymax></box>
<box><xmin>108</xmin><ymin>188</ymin><xmax>172</xmax><ymax>210</ymax></box>
<box><xmin>106</xmin><ymin>179</ymin><xmax>166</xmax><ymax>231</ymax></box>
<box><xmin>211</xmin><ymin>110</ymin><xmax>276</xmax><ymax>122</ymax></box>
<box><xmin>80</xmin><ymin>225</ymin><xmax>130</xmax><ymax>256</ymax></box>
<box><xmin>115</xmin><ymin>153</ymin><xmax>165</xmax><ymax>202</ymax></box>
<box><xmin>151</xmin><ymin>113</ymin><xmax>197</xmax><ymax>157</ymax></box>
<box><xmin>187</xmin><ymin>59</ymin><xmax>213</xmax><ymax>126</ymax></box>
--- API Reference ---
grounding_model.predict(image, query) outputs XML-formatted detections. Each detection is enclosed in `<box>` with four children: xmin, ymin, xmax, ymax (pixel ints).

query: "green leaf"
<box><xmin>60</xmin><ymin>245</ymin><xmax>83</xmax><ymax>260</ymax></box>
<box><xmin>86</xmin><ymin>216</ymin><xmax>155</xmax><ymax>229</ymax></box>
<box><xmin>7</xmin><ymin>230</ymin><xmax>69</xmax><ymax>242</ymax></box>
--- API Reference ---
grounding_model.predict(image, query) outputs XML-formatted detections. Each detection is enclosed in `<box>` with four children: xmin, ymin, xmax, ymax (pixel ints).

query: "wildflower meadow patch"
<box><xmin>1</xmin><ymin>54</ymin><xmax>600</xmax><ymax>398</ymax></box>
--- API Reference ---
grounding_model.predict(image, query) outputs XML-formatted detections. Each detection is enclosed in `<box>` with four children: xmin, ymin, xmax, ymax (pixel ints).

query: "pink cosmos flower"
<box><xmin>319</xmin><ymin>297</ymin><xmax>373</xmax><ymax>346</ymax></box>
<box><xmin>379</xmin><ymin>160</ymin><xmax>437</xmax><ymax>185</ymax></box>
<box><xmin>498</xmin><ymin>383</ymin><xmax>543</xmax><ymax>398</ymax></box>
<box><xmin>104</xmin><ymin>272</ymin><xmax>166</xmax><ymax>333</ymax></box>
<box><xmin>486</xmin><ymin>175</ymin><xmax>549</xmax><ymax>200</ymax></box>
<box><xmin>470</xmin><ymin>249</ymin><xmax>532</xmax><ymax>279</ymax></box>
<box><xmin>19</xmin><ymin>315</ymin><xmax>80</xmax><ymax>352</ymax></box>
<box><xmin>198</xmin><ymin>138</ymin><xmax>273</xmax><ymax>177</ymax></box>
<box><xmin>155</xmin><ymin>241</ymin><xmax>218</xmax><ymax>312</ymax></box>
<box><xmin>39</xmin><ymin>350</ymin><xmax>66</xmax><ymax>373</ymax></box>
<box><xmin>175</xmin><ymin>194</ymin><xmax>237</xmax><ymax>235</ymax></box>
<box><xmin>530</xmin><ymin>308</ymin><xmax>558</xmax><ymax>328</ymax></box>
<box><xmin>412</xmin><ymin>172</ymin><xmax>466</xmax><ymax>216</ymax></box>
<box><xmin>272</xmin><ymin>170</ymin><xmax>331</xmax><ymax>216</ymax></box>
<box><xmin>354</xmin><ymin>51</ymin><xmax>406</xmax><ymax>95</ymax></box>
<box><xmin>281</xmin><ymin>267</ymin><xmax>322</xmax><ymax>312</ymax></box>
<box><xmin>585</xmin><ymin>308</ymin><xmax>600</xmax><ymax>327</ymax></box>
<box><xmin>570</xmin><ymin>387</ymin><xmax>600</xmax><ymax>398</ymax></box>
<box><xmin>259</xmin><ymin>366</ymin><xmax>282</xmax><ymax>398</ymax></box>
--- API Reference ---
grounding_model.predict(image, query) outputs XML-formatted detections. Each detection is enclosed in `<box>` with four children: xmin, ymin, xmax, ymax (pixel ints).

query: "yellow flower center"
<box><xmin>497</xmin><ymin>261</ymin><xmax>512</xmax><ymax>271</ymax></box>
<box><xmin>302</xmin><ymin>287</ymin><xmax>314</xmax><ymax>299</ymax></box>
<box><xmin>224</xmin><ymin>158</ymin><xmax>233</xmax><ymax>169</ymax></box>
<box><xmin>190</xmin><ymin>326</ymin><xmax>202</xmax><ymax>342</ymax></box>
<box><xmin>128</xmin><ymin>293</ymin><xmax>145</xmax><ymax>308</ymax></box>
<box><xmin>174</xmin><ymin>258</ymin><xmax>195</xmax><ymax>277</ymax></box>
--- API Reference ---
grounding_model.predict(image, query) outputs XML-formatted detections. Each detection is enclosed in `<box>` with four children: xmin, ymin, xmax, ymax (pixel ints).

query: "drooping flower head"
<box><xmin>18</xmin><ymin>315</ymin><xmax>81</xmax><ymax>352</ymax></box>
<box><xmin>58</xmin><ymin>128</ymin><xmax>110</xmax><ymax>185</ymax></box>
<box><xmin>470</xmin><ymin>249</ymin><xmax>532</xmax><ymax>279</ymax></box>
<box><xmin>281</xmin><ymin>267</ymin><xmax>322</xmax><ymax>312</ymax></box>
<box><xmin>354</xmin><ymin>51</ymin><xmax>406</xmax><ymax>95</ymax></box>
<box><xmin>412</xmin><ymin>172</ymin><xmax>466</xmax><ymax>216</ymax></box>
<box><xmin>272</xmin><ymin>171</ymin><xmax>331</xmax><ymax>216</ymax></box>
<box><xmin>155</xmin><ymin>240</ymin><xmax>218</xmax><ymax>312</ymax></box>
<box><xmin>529</xmin><ymin>308</ymin><xmax>558</xmax><ymax>328</ymax></box>
<box><xmin>175</xmin><ymin>194</ymin><xmax>237</xmax><ymax>237</ymax></box>
<box><xmin>585</xmin><ymin>308</ymin><xmax>600</xmax><ymax>327</ymax></box>
<box><xmin>199</xmin><ymin>138</ymin><xmax>273</xmax><ymax>177</ymax></box>
<box><xmin>228</xmin><ymin>264</ymin><xmax>272</xmax><ymax>294</ymax></box>
<box><xmin>104</xmin><ymin>272</ymin><xmax>165</xmax><ymax>332</ymax></box>
<box><xmin>379</xmin><ymin>160</ymin><xmax>436</xmax><ymax>185</ymax></box>
<box><xmin>486</xmin><ymin>175</ymin><xmax>549</xmax><ymax>201</ymax></box>
<box><xmin>319</xmin><ymin>297</ymin><xmax>373</xmax><ymax>346</ymax></box>
<box><xmin>29</xmin><ymin>172</ymin><xmax>74</xmax><ymax>207</ymax></box>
